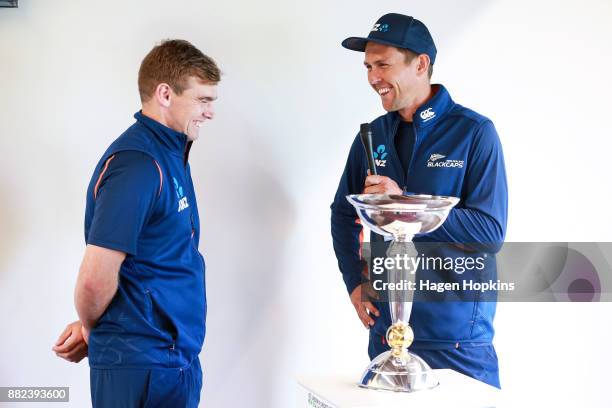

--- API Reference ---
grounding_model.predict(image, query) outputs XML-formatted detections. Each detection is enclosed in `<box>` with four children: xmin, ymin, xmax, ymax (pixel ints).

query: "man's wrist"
<box><xmin>75</xmin><ymin>313</ymin><xmax>95</xmax><ymax>332</ymax></box>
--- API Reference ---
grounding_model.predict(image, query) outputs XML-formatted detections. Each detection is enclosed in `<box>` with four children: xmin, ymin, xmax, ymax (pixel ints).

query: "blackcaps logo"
<box><xmin>427</xmin><ymin>153</ymin><xmax>464</xmax><ymax>169</ymax></box>
<box><xmin>373</xmin><ymin>144</ymin><xmax>388</xmax><ymax>167</ymax></box>
<box><xmin>173</xmin><ymin>177</ymin><xmax>189</xmax><ymax>212</ymax></box>
<box><xmin>371</xmin><ymin>23</ymin><xmax>390</xmax><ymax>33</ymax></box>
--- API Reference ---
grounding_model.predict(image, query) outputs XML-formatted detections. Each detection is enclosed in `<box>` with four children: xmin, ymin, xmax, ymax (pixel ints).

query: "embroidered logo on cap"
<box><xmin>371</xmin><ymin>23</ymin><xmax>390</xmax><ymax>33</ymax></box>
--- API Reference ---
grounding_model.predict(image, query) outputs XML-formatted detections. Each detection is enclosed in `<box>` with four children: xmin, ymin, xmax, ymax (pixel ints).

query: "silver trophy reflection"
<box><xmin>346</xmin><ymin>124</ymin><xmax>459</xmax><ymax>392</ymax></box>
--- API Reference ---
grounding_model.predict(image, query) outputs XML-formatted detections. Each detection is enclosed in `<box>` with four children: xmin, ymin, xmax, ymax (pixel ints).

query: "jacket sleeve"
<box><xmin>423</xmin><ymin>120</ymin><xmax>508</xmax><ymax>252</ymax></box>
<box><xmin>331</xmin><ymin>136</ymin><xmax>368</xmax><ymax>295</ymax></box>
<box><xmin>87</xmin><ymin>151</ymin><xmax>161</xmax><ymax>256</ymax></box>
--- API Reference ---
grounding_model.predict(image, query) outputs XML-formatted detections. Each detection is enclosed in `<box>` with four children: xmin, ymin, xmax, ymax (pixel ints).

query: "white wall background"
<box><xmin>1</xmin><ymin>0</ymin><xmax>611</xmax><ymax>406</ymax></box>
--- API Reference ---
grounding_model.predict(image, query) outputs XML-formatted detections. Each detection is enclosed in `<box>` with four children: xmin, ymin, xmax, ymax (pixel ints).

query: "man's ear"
<box><xmin>154</xmin><ymin>83</ymin><xmax>172</xmax><ymax>108</ymax></box>
<box><xmin>417</xmin><ymin>54</ymin><xmax>431</xmax><ymax>76</ymax></box>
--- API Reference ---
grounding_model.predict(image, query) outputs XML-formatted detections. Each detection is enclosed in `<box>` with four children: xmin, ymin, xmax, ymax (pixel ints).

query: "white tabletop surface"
<box><xmin>297</xmin><ymin>369</ymin><xmax>500</xmax><ymax>408</ymax></box>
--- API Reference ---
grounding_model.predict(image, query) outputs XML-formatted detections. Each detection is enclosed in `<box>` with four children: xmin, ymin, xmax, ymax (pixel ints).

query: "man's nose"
<box><xmin>369</xmin><ymin>72</ymin><xmax>381</xmax><ymax>86</ymax></box>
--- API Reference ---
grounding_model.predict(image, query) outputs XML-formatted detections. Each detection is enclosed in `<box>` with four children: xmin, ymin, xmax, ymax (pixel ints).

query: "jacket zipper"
<box><xmin>183</xmin><ymin>143</ymin><xmax>205</xmax><ymax>271</ymax></box>
<box><xmin>183</xmin><ymin>142</ymin><xmax>196</xmax><ymax>239</ymax></box>
<box><xmin>404</xmin><ymin>124</ymin><xmax>419</xmax><ymax>193</ymax></box>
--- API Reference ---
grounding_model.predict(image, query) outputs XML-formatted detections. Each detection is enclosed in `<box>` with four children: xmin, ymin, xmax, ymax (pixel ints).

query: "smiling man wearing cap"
<box><xmin>331</xmin><ymin>13</ymin><xmax>508</xmax><ymax>388</ymax></box>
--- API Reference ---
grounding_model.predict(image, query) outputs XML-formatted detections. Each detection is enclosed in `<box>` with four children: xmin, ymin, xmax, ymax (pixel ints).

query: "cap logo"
<box><xmin>371</xmin><ymin>23</ymin><xmax>390</xmax><ymax>33</ymax></box>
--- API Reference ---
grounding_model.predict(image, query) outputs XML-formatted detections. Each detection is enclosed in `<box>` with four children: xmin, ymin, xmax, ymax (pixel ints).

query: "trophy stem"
<box><xmin>386</xmin><ymin>238</ymin><xmax>417</xmax><ymax>325</ymax></box>
<box><xmin>393</xmin><ymin>234</ymin><xmax>411</xmax><ymax>243</ymax></box>
<box><xmin>385</xmin><ymin>236</ymin><xmax>417</xmax><ymax>368</ymax></box>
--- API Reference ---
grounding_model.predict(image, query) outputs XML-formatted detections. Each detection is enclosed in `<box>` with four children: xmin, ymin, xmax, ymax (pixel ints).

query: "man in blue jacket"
<box><xmin>52</xmin><ymin>39</ymin><xmax>219</xmax><ymax>407</ymax></box>
<box><xmin>331</xmin><ymin>13</ymin><xmax>507</xmax><ymax>388</ymax></box>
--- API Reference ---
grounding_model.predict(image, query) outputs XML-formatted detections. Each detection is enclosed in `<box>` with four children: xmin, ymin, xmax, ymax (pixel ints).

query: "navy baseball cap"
<box><xmin>342</xmin><ymin>13</ymin><xmax>437</xmax><ymax>64</ymax></box>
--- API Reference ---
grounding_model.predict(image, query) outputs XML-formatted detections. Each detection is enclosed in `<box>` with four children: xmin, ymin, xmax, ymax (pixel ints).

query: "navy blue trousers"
<box><xmin>90</xmin><ymin>358</ymin><xmax>202</xmax><ymax>408</ymax></box>
<box><xmin>368</xmin><ymin>332</ymin><xmax>501</xmax><ymax>389</ymax></box>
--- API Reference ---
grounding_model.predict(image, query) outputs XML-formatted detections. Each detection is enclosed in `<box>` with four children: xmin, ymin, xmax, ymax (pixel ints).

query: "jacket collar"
<box><xmin>386</xmin><ymin>84</ymin><xmax>454</xmax><ymax>131</ymax></box>
<box><xmin>134</xmin><ymin>111</ymin><xmax>190</xmax><ymax>159</ymax></box>
<box><xmin>412</xmin><ymin>84</ymin><xmax>454</xmax><ymax>129</ymax></box>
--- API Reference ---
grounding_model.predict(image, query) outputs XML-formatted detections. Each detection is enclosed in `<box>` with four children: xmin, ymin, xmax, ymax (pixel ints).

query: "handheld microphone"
<box><xmin>359</xmin><ymin>123</ymin><xmax>377</xmax><ymax>176</ymax></box>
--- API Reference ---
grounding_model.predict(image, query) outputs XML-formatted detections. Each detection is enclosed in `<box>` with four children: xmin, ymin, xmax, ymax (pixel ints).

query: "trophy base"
<box><xmin>359</xmin><ymin>350</ymin><xmax>439</xmax><ymax>392</ymax></box>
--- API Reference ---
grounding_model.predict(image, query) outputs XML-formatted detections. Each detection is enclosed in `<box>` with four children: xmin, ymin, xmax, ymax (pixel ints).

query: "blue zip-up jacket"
<box><xmin>85</xmin><ymin>111</ymin><xmax>206</xmax><ymax>368</ymax></box>
<box><xmin>331</xmin><ymin>84</ymin><xmax>508</xmax><ymax>348</ymax></box>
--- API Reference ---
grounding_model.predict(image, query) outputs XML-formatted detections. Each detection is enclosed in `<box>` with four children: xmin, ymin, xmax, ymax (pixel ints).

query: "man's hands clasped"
<box><xmin>52</xmin><ymin>320</ymin><xmax>88</xmax><ymax>363</ymax></box>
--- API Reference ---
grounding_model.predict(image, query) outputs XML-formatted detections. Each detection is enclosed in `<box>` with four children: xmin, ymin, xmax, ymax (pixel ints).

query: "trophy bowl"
<box><xmin>346</xmin><ymin>193</ymin><xmax>459</xmax><ymax>392</ymax></box>
<box><xmin>346</xmin><ymin>194</ymin><xmax>459</xmax><ymax>240</ymax></box>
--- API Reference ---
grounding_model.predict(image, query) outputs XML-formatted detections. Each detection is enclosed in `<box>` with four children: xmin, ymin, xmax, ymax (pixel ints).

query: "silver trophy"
<box><xmin>346</xmin><ymin>193</ymin><xmax>459</xmax><ymax>392</ymax></box>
